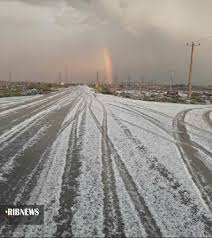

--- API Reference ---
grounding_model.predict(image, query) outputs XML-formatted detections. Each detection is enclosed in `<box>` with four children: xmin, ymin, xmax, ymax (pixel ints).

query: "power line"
<box><xmin>194</xmin><ymin>35</ymin><xmax>212</xmax><ymax>43</ymax></box>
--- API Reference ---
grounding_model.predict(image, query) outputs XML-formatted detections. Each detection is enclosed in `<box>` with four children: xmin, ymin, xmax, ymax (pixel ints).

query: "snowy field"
<box><xmin>0</xmin><ymin>86</ymin><xmax>211</xmax><ymax>237</ymax></box>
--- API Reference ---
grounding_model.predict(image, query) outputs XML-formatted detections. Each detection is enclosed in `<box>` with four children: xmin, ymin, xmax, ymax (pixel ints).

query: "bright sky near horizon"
<box><xmin>0</xmin><ymin>0</ymin><xmax>212</xmax><ymax>85</ymax></box>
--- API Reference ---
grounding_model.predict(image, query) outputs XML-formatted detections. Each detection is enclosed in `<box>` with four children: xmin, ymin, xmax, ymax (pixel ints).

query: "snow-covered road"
<box><xmin>0</xmin><ymin>86</ymin><xmax>211</xmax><ymax>237</ymax></box>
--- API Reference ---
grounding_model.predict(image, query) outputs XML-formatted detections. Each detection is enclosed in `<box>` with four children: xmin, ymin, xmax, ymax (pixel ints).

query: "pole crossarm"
<box><xmin>186</xmin><ymin>42</ymin><xmax>200</xmax><ymax>47</ymax></box>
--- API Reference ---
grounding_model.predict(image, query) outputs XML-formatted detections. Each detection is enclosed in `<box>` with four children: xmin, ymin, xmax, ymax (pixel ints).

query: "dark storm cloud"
<box><xmin>0</xmin><ymin>0</ymin><xmax>212</xmax><ymax>85</ymax></box>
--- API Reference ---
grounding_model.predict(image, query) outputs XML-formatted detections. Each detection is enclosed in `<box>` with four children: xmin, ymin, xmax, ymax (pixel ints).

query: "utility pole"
<box><xmin>186</xmin><ymin>41</ymin><xmax>200</xmax><ymax>99</ymax></box>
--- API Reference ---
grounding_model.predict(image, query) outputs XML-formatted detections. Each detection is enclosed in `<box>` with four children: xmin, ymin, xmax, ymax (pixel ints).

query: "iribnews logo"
<box><xmin>5</xmin><ymin>207</ymin><xmax>40</xmax><ymax>216</ymax></box>
<box><xmin>0</xmin><ymin>205</ymin><xmax>44</xmax><ymax>225</ymax></box>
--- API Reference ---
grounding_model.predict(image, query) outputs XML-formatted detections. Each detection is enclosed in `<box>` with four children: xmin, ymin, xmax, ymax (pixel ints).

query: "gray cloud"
<box><xmin>13</xmin><ymin>0</ymin><xmax>60</xmax><ymax>6</ymax></box>
<box><xmin>0</xmin><ymin>0</ymin><xmax>212</xmax><ymax>85</ymax></box>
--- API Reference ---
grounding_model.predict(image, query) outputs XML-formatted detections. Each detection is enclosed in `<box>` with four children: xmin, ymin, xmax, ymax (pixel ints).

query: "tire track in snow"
<box><xmin>111</xmin><ymin>112</ymin><xmax>212</xmax><ymax>236</ymax></box>
<box><xmin>203</xmin><ymin>110</ymin><xmax>212</xmax><ymax>129</ymax></box>
<box><xmin>0</xmin><ymin>95</ymin><xmax>43</xmax><ymax>113</ymax></box>
<box><xmin>0</xmin><ymin>125</ymin><xmax>50</xmax><ymax>182</ymax></box>
<box><xmin>55</xmin><ymin>102</ymin><xmax>86</xmax><ymax>237</ymax></box>
<box><xmin>58</xmin><ymin>97</ymin><xmax>84</xmax><ymax>137</ymax></box>
<box><xmin>70</xmin><ymin>101</ymin><xmax>104</xmax><ymax>237</ymax></box>
<box><xmin>107</xmin><ymin>99</ymin><xmax>212</xmax><ymax>135</ymax></box>
<box><xmin>109</xmin><ymin>102</ymin><xmax>212</xmax><ymax>140</ymax></box>
<box><xmin>15</xmin><ymin>98</ymin><xmax>84</xmax><ymax>206</ymax></box>
<box><xmin>0</xmin><ymin>91</ymin><xmax>80</xmax><ymax>187</ymax></box>
<box><xmin>108</xmin><ymin>101</ymin><xmax>212</xmax><ymax>212</ymax></box>
<box><xmin>110</xmin><ymin>103</ymin><xmax>212</xmax><ymax>157</ymax></box>
<box><xmin>108</xmin><ymin>103</ymin><xmax>172</xmax><ymax>137</ymax></box>
<box><xmin>89</xmin><ymin>99</ymin><xmax>125</xmax><ymax>237</ymax></box>
<box><xmin>0</xmin><ymin>91</ymin><xmax>78</xmax><ymax>154</ymax></box>
<box><xmin>89</xmin><ymin>98</ymin><xmax>162</xmax><ymax>237</ymax></box>
<box><xmin>173</xmin><ymin>108</ymin><xmax>212</xmax><ymax>156</ymax></box>
<box><xmin>0</xmin><ymin>89</ymin><xmax>77</xmax><ymax>133</ymax></box>
<box><xmin>0</xmin><ymin>102</ymin><xmax>76</xmax><ymax>205</ymax></box>
<box><xmin>101</xmin><ymin>105</ymin><xmax>125</xmax><ymax>237</ymax></box>
<box><xmin>0</xmin><ymin>109</ymin><xmax>77</xmax><ymax>237</ymax></box>
<box><xmin>0</xmin><ymin>92</ymin><xmax>83</xmax><ymax>237</ymax></box>
<box><xmin>0</xmin><ymin>88</ymin><xmax>71</xmax><ymax>118</ymax></box>
<box><xmin>173</xmin><ymin>109</ymin><xmax>212</xmax><ymax>210</ymax></box>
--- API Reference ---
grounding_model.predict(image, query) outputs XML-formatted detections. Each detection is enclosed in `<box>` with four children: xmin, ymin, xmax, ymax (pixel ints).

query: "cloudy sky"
<box><xmin>0</xmin><ymin>0</ymin><xmax>212</xmax><ymax>85</ymax></box>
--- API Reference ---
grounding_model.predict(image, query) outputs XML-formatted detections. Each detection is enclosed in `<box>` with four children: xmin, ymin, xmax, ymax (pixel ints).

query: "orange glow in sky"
<box><xmin>103</xmin><ymin>48</ymin><xmax>113</xmax><ymax>84</ymax></box>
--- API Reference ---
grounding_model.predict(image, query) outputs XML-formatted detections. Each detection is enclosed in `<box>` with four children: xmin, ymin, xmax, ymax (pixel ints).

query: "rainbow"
<box><xmin>103</xmin><ymin>48</ymin><xmax>113</xmax><ymax>84</ymax></box>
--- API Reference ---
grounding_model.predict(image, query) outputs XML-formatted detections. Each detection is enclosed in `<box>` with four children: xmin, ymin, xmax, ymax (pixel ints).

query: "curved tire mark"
<box><xmin>89</xmin><ymin>98</ymin><xmax>162</xmax><ymax>237</ymax></box>
<box><xmin>203</xmin><ymin>110</ymin><xmax>212</xmax><ymax>129</ymax></box>
<box><xmin>173</xmin><ymin>109</ymin><xmax>212</xmax><ymax>210</ymax></box>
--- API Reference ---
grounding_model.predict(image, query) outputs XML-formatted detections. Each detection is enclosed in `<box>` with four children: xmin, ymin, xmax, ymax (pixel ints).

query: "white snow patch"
<box><xmin>0</xmin><ymin>125</ymin><xmax>50</xmax><ymax>182</ymax></box>
<box><xmin>71</xmin><ymin>105</ymin><xmax>104</xmax><ymax>237</ymax></box>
